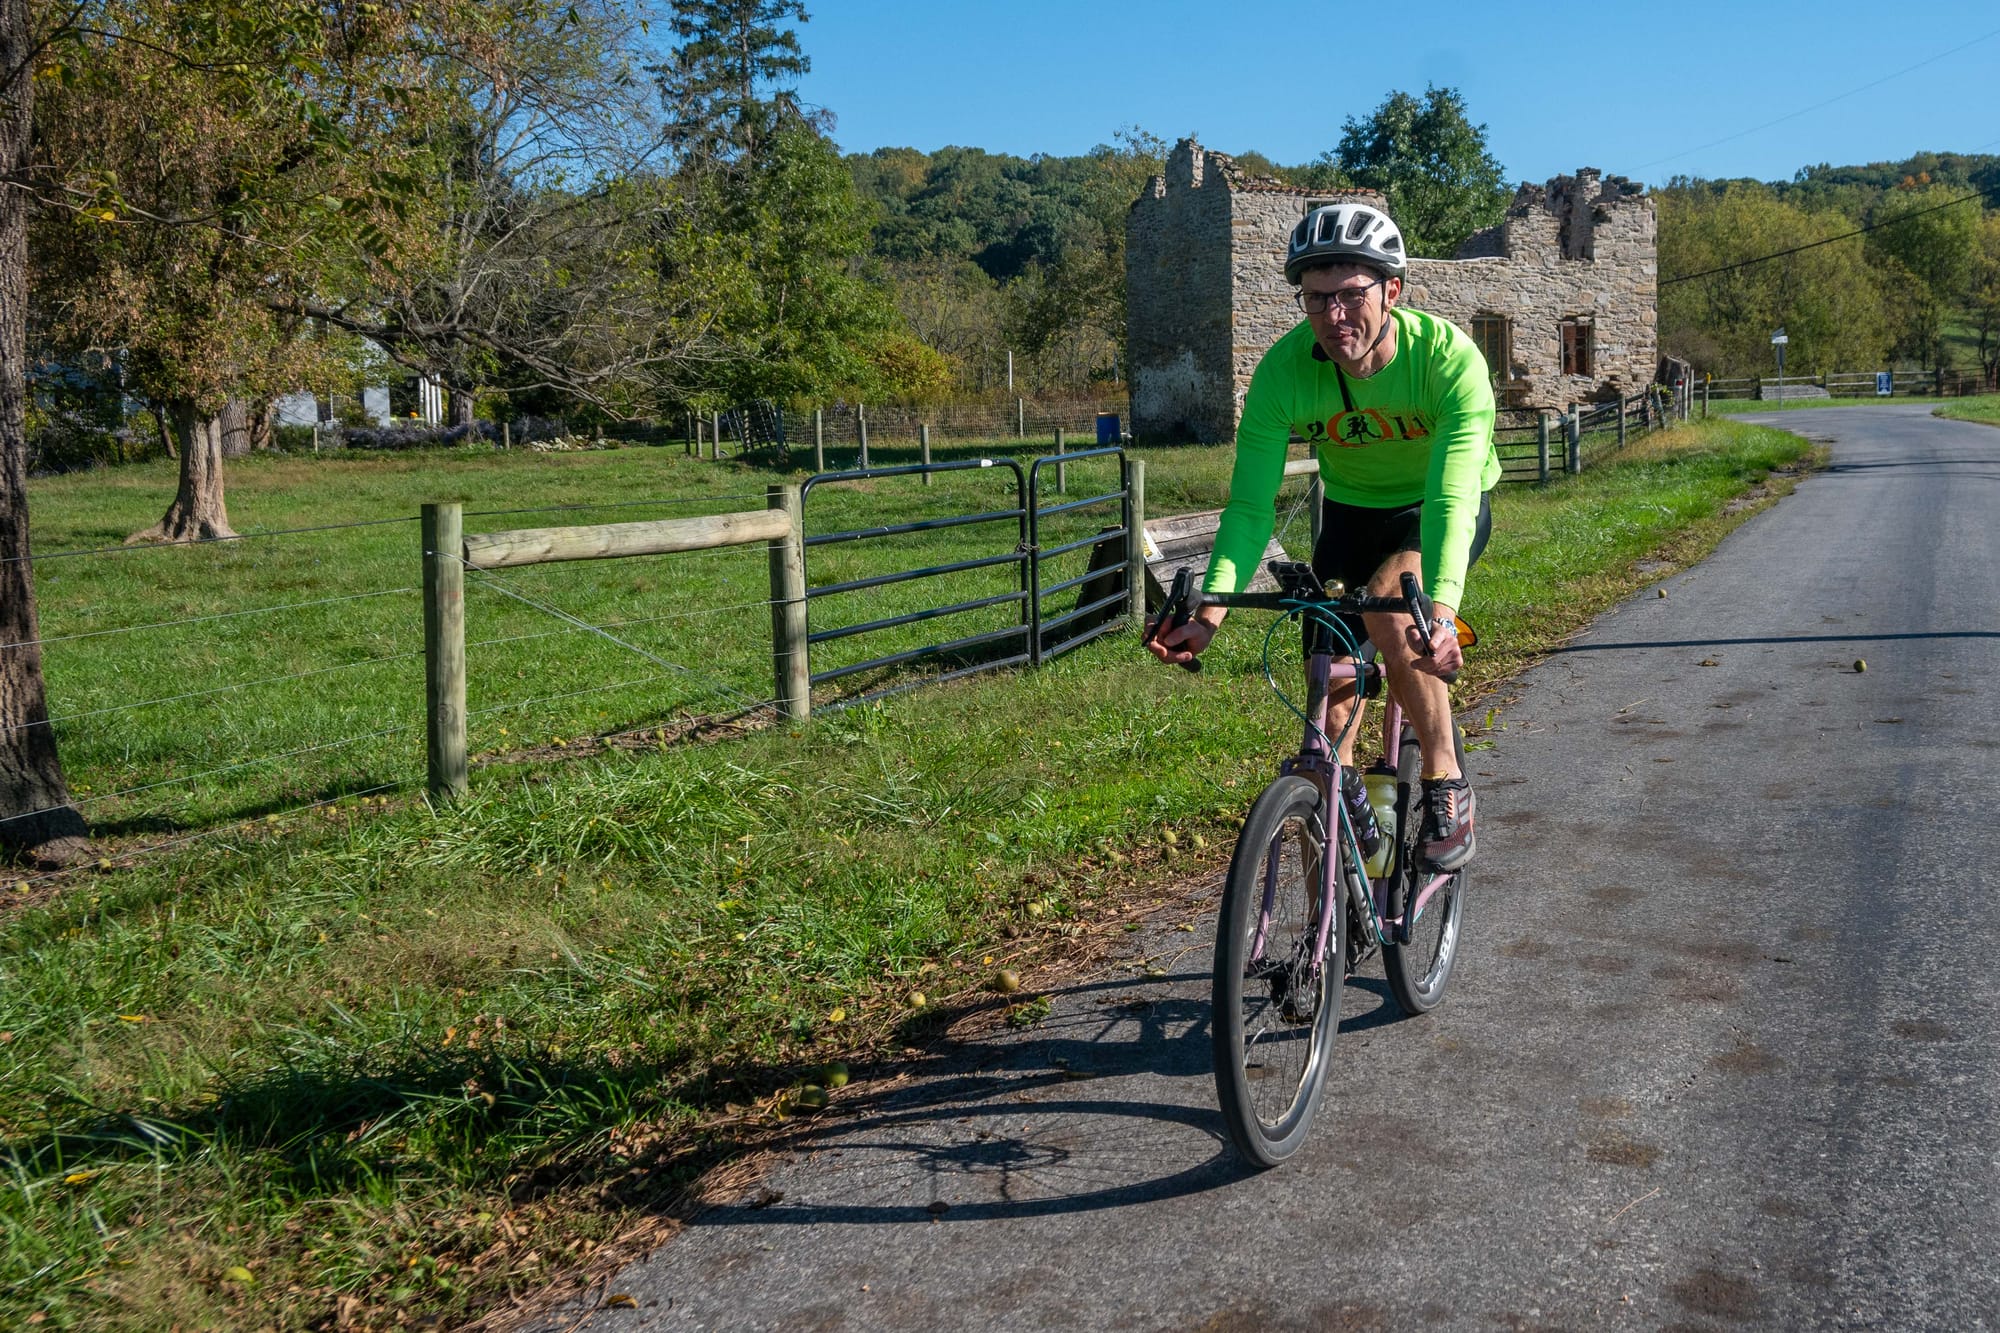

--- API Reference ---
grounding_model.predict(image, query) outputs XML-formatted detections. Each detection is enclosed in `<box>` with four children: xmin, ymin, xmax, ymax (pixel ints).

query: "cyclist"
<box><xmin>1147</xmin><ymin>201</ymin><xmax>1500</xmax><ymax>871</ymax></box>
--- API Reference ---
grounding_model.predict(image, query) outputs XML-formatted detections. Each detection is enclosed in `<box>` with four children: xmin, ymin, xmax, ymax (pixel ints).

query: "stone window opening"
<box><xmin>1471</xmin><ymin>315</ymin><xmax>1512</xmax><ymax>382</ymax></box>
<box><xmin>1560</xmin><ymin>318</ymin><xmax>1594</xmax><ymax>377</ymax></box>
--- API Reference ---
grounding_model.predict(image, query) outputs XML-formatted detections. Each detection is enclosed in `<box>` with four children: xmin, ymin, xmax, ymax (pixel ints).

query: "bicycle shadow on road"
<box><xmin>684</xmin><ymin>967</ymin><xmax>1410</xmax><ymax>1230</ymax></box>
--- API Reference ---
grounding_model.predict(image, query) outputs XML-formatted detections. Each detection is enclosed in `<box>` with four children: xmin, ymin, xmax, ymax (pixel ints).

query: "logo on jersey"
<box><xmin>1298</xmin><ymin>409</ymin><xmax>1434</xmax><ymax>448</ymax></box>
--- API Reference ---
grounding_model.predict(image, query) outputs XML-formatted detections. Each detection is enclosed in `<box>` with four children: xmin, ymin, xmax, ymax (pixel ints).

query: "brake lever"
<box><xmin>1144</xmin><ymin>568</ymin><xmax>1203</xmax><ymax>673</ymax></box>
<box><xmin>1399</xmin><ymin>571</ymin><xmax>1459</xmax><ymax>685</ymax></box>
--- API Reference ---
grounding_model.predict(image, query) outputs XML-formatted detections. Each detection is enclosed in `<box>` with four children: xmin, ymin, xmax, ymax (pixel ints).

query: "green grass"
<box><xmin>24</xmin><ymin>436</ymin><xmax>1205</xmax><ymax>841</ymax></box>
<box><xmin>1932</xmin><ymin>393</ymin><xmax>2000</xmax><ymax>425</ymax></box>
<box><xmin>0</xmin><ymin>418</ymin><xmax>1814</xmax><ymax>1330</ymax></box>
<box><xmin>1705</xmin><ymin>394</ymin><xmax>1929</xmax><ymax>412</ymax></box>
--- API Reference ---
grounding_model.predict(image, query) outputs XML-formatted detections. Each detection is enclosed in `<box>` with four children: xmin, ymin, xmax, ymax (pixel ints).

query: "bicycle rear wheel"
<box><xmin>1382</xmin><ymin>725</ymin><xmax>1466</xmax><ymax>1015</ymax></box>
<box><xmin>1212</xmin><ymin>775</ymin><xmax>1345</xmax><ymax>1168</ymax></box>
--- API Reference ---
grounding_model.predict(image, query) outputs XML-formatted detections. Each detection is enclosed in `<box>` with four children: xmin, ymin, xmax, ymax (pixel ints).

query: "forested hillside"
<box><xmin>1658</xmin><ymin>152</ymin><xmax>2000</xmax><ymax>381</ymax></box>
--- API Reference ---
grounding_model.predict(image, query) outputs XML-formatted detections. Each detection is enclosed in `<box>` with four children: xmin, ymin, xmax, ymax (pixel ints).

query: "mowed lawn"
<box><xmin>21</xmin><ymin>435</ymin><xmax>1178</xmax><ymax>840</ymax></box>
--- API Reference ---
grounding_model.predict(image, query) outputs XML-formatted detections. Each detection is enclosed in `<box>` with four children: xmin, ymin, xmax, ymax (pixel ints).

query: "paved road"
<box><xmin>525</xmin><ymin>405</ymin><xmax>2000</xmax><ymax>1331</ymax></box>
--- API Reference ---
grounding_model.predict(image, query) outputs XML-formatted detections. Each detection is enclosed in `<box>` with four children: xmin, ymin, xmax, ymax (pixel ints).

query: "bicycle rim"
<box><xmin>1383</xmin><ymin>728</ymin><xmax>1465</xmax><ymax>1015</ymax></box>
<box><xmin>1212</xmin><ymin>775</ymin><xmax>1344</xmax><ymax>1167</ymax></box>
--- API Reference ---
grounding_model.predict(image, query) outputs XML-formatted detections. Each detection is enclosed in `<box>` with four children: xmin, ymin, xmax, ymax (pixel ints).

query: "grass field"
<box><xmin>1933</xmin><ymin>394</ymin><xmax>2000</xmax><ymax>425</ymax></box>
<box><xmin>22</xmin><ymin>435</ymin><xmax>1208</xmax><ymax>843</ymax></box>
<box><xmin>2</xmin><ymin>419</ymin><xmax>1815</xmax><ymax>1330</ymax></box>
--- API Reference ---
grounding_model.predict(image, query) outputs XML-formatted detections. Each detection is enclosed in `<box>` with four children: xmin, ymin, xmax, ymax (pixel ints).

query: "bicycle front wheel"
<box><xmin>1212</xmin><ymin>775</ymin><xmax>1345</xmax><ymax>1168</ymax></box>
<box><xmin>1383</xmin><ymin>724</ymin><xmax>1466</xmax><ymax>1015</ymax></box>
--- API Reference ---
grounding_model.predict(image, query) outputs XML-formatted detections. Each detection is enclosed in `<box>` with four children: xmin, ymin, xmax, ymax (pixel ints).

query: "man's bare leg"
<box><xmin>1358</xmin><ymin>550</ymin><xmax>1460</xmax><ymax>780</ymax></box>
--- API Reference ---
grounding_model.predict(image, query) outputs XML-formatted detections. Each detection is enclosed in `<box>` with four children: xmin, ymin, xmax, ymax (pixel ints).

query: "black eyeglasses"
<box><xmin>1294</xmin><ymin>279</ymin><xmax>1387</xmax><ymax>315</ymax></box>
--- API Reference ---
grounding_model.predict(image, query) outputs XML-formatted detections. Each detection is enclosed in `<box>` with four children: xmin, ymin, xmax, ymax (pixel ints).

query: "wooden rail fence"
<box><xmin>422</xmin><ymin>488</ymin><xmax>810</xmax><ymax>799</ymax></box>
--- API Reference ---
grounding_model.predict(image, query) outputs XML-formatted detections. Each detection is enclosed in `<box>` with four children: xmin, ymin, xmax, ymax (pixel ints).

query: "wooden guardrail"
<box><xmin>422</xmin><ymin>487</ymin><xmax>809</xmax><ymax>800</ymax></box>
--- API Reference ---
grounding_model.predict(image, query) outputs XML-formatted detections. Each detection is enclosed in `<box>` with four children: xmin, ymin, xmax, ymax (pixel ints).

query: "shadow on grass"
<box><xmin>82</xmin><ymin>772</ymin><xmax>404</xmax><ymax>842</ymax></box>
<box><xmin>2</xmin><ymin>1042</ymin><xmax>741</xmax><ymax>1207</ymax></box>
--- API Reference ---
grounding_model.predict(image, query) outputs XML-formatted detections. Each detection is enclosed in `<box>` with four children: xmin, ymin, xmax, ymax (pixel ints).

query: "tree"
<box><xmin>657</xmin><ymin>0</ymin><xmax>816</xmax><ymax>166</ymax></box>
<box><xmin>286</xmin><ymin>2</ymin><xmax>706</xmax><ymax>427</ymax></box>
<box><xmin>32</xmin><ymin>2</ymin><xmax>490</xmax><ymax>543</ymax></box>
<box><xmin>653</xmin><ymin>0</ymin><xmax>913</xmax><ymax>406</ymax></box>
<box><xmin>1657</xmin><ymin>181</ymin><xmax>1897</xmax><ymax>377</ymax></box>
<box><xmin>1972</xmin><ymin>212</ymin><xmax>2000</xmax><ymax>388</ymax></box>
<box><xmin>1329</xmin><ymin>85</ymin><xmax>1509</xmax><ymax>258</ymax></box>
<box><xmin>1866</xmin><ymin>184</ymin><xmax>1982</xmax><ymax>381</ymax></box>
<box><xmin>0</xmin><ymin>0</ymin><xmax>89</xmax><ymax>864</ymax></box>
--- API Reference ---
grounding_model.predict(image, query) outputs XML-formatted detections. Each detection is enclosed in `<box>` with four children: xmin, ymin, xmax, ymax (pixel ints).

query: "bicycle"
<box><xmin>1145</xmin><ymin>561</ymin><xmax>1476</xmax><ymax>1167</ymax></box>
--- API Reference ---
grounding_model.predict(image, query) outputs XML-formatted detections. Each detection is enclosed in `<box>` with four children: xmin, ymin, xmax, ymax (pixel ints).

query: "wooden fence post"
<box><xmin>920</xmin><ymin>423</ymin><xmax>932</xmax><ymax>485</ymax></box>
<box><xmin>1054</xmin><ymin>426</ymin><xmax>1066</xmax><ymax>494</ymax></box>
<box><xmin>1566</xmin><ymin>405</ymin><xmax>1582</xmax><ymax>475</ymax></box>
<box><xmin>1617</xmin><ymin>396</ymin><xmax>1628</xmax><ymax>449</ymax></box>
<box><xmin>1703</xmin><ymin>376</ymin><xmax>1710</xmax><ymax>418</ymax></box>
<box><xmin>813</xmin><ymin>409</ymin><xmax>825</xmax><ymax>472</ymax></box>
<box><xmin>1536</xmin><ymin>411</ymin><xmax>1551</xmax><ymax>485</ymax></box>
<box><xmin>767</xmin><ymin>484</ymin><xmax>810</xmax><ymax>721</ymax></box>
<box><xmin>1017</xmin><ymin>397</ymin><xmax>1025</xmax><ymax>439</ymax></box>
<box><xmin>1126</xmin><ymin>458</ymin><xmax>1147</xmax><ymax>631</ymax></box>
<box><xmin>709</xmin><ymin>412</ymin><xmax>721</xmax><ymax>461</ymax></box>
<box><xmin>422</xmin><ymin>502</ymin><xmax>467</xmax><ymax>801</ymax></box>
<box><xmin>857</xmin><ymin>402</ymin><xmax>869</xmax><ymax>469</ymax></box>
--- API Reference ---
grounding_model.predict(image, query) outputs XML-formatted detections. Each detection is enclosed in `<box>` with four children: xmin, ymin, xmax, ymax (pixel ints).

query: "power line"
<box><xmin>1659</xmin><ymin>184</ymin><xmax>1999</xmax><ymax>287</ymax></box>
<box><xmin>1634</xmin><ymin>26</ymin><xmax>2000</xmax><ymax>174</ymax></box>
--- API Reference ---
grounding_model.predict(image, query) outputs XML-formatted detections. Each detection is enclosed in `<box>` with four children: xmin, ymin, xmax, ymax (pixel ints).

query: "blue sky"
<box><xmin>796</xmin><ymin>1</ymin><xmax>2000</xmax><ymax>187</ymax></box>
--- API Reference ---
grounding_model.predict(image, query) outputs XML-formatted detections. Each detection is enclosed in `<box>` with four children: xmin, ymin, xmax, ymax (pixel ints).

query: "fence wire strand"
<box><xmin>3</xmin><ymin>587</ymin><xmax>415</xmax><ymax>652</ymax></box>
<box><xmin>458</xmin><ymin>559</ymin><xmax>763</xmax><ymax>711</ymax></box>
<box><xmin>11</xmin><ymin>650</ymin><xmax>423</xmax><ymax>736</ymax></box>
<box><xmin>468</xmin><ymin>675</ymin><xmax>773</xmax><ymax>722</ymax></box>
<box><xmin>464</xmin><ymin>596</ymin><xmax>779</xmax><ymax>652</ymax></box>
<box><xmin>10</xmin><ymin>514</ymin><xmax>420</xmax><ymax>566</ymax></box>
<box><xmin>465</xmin><ymin>494</ymin><xmax>768</xmax><ymax>520</ymax></box>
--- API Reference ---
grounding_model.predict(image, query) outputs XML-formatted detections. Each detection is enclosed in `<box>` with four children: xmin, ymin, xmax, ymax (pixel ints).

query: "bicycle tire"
<box><xmin>1212</xmin><ymin>774</ymin><xmax>1346</xmax><ymax>1168</ymax></box>
<box><xmin>1382</xmin><ymin>725</ymin><xmax>1467</xmax><ymax>1015</ymax></box>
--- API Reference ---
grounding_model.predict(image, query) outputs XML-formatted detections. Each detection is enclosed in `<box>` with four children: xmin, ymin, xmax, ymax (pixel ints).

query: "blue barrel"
<box><xmin>1096</xmin><ymin>412</ymin><xmax>1121</xmax><ymax>445</ymax></box>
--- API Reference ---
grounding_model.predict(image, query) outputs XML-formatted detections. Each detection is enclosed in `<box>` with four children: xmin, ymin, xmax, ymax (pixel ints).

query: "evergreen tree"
<box><xmin>657</xmin><ymin>0</ymin><xmax>817</xmax><ymax>166</ymax></box>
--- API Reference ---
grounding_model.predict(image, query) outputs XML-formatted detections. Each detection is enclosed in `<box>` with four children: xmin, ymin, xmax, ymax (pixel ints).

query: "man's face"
<box><xmin>1300</xmin><ymin>264</ymin><xmax>1400</xmax><ymax>365</ymax></box>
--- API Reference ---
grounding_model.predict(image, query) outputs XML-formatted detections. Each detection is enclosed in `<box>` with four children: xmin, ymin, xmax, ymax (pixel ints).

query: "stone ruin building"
<box><xmin>1125</xmin><ymin>137</ymin><xmax>1658</xmax><ymax>441</ymax></box>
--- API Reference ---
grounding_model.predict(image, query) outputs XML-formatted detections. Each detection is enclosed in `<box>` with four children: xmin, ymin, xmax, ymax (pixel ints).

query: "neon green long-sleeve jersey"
<box><xmin>1204</xmin><ymin>307</ymin><xmax>1501</xmax><ymax>611</ymax></box>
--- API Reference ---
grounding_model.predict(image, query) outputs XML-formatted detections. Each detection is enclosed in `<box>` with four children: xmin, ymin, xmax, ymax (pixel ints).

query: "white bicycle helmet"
<box><xmin>1284</xmin><ymin>203</ymin><xmax>1408</xmax><ymax>284</ymax></box>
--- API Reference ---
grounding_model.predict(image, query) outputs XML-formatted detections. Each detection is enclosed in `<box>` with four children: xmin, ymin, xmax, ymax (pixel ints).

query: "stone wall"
<box><xmin>1127</xmin><ymin>138</ymin><xmax>1658</xmax><ymax>440</ymax></box>
<box><xmin>1125</xmin><ymin>141</ymin><xmax>1236</xmax><ymax>441</ymax></box>
<box><xmin>1403</xmin><ymin>170</ymin><xmax>1657</xmax><ymax>409</ymax></box>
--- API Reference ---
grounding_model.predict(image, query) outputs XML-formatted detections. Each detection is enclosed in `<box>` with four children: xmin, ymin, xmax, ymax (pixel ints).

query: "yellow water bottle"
<box><xmin>1362</xmin><ymin>772</ymin><xmax>1397</xmax><ymax>879</ymax></box>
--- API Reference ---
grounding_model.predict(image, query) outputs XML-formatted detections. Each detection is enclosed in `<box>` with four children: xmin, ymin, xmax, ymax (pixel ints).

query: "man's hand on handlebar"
<box><xmin>1145</xmin><ymin>605</ymin><xmax>1222</xmax><ymax>669</ymax></box>
<box><xmin>1404</xmin><ymin>601</ymin><xmax>1462</xmax><ymax>678</ymax></box>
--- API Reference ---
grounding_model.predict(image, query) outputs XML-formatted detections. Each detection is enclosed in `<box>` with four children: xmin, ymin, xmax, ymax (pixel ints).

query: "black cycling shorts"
<box><xmin>1309</xmin><ymin>491</ymin><xmax>1492</xmax><ymax>652</ymax></box>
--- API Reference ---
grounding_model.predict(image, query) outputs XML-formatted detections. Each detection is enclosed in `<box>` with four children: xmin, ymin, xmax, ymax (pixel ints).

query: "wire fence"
<box><xmin>4</xmin><ymin>493</ymin><xmax>793</xmax><ymax>894</ymax></box>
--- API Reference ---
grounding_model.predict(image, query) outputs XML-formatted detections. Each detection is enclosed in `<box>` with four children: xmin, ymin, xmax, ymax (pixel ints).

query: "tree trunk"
<box><xmin>248</xmin><ymin>399</ymin><xmax>273</xmax><ymax>452</ymax></box>
<box><xmin>0</xmin><ymin>0</ymin><xmax>90</xmax><ymax>866</ymax></box>
<box><xmin>218</xmin><ymin>396</ymin><xmax>253</xmax><ymax>457</ymax></box>
<box><xmin>449</xmin><ymin>383</ymin><xmax>476</xmax><ymax>429</ymax></box>
<box><xmin>128</xmin><ymin>400</ymin><xmax>238</xmax><ymax>543</ymax></box>
<box><xmin>149</xmin><ymin>402</ymin><xmax>176</xmax><ymax>458</ymax></box>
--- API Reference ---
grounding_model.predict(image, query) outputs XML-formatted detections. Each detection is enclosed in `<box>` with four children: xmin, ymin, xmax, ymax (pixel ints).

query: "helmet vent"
<box><xmin>1346</xmin><ymin>210</ymin><xmax>1373</xmax><ymax>242</ymax></box>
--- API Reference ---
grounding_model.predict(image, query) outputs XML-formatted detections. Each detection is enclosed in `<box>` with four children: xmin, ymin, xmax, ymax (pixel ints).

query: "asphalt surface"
<box><xmin>523</xmin><ymin>404</ymin><xmax>2000</xmax><ymax>1332</ymax></box>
